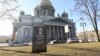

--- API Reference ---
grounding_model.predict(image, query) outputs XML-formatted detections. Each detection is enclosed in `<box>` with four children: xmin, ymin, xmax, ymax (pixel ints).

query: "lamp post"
<box><xmin>80</xmin><ymin>18</ymin><xmax>87</xmax><ymax>42</ymax></box>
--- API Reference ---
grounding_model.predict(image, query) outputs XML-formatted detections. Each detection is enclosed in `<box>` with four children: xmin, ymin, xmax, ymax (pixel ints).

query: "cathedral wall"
<box><xmin>34</xmin><ymin>17</ymin><xmax>43</xmax><ymax>23</ymax></box>
<box><xmin>16</xmin><ymin>27</ymin><xmax>22</xmax><ymax>41</ymax></box>
<box><xmin>16</xmin><ymin>26</ymin><xmax>33</xmax><ymax>42</ymax></box>
<box><xmin>21</xmin><ymin>17</ymin><xmax>33</xmax><ymax>23</ymax></box>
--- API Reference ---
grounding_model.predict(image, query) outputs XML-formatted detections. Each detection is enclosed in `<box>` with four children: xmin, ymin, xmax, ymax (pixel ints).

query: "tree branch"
<box><xmin>0</xmin><ymin>6</ymin><xmax>18</xmax><ymax>17</ymax></box>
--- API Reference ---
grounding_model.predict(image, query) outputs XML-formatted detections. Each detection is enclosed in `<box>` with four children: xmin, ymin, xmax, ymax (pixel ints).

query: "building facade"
<box><xmin>12</xmin><ymin>0</ymin><xmax>76</xmax><ymax>43</ymax></box>
<box><xmin>76</xmin><ymin>31</ymin><xmax>100</xmax><ymax>42</ymax></box>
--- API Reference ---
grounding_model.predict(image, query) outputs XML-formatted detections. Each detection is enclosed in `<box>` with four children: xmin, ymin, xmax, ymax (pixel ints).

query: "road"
<box><xmin>0</xmin><ymin>43</ymin><xmax>8</xmax><ymax>46</ymax></box>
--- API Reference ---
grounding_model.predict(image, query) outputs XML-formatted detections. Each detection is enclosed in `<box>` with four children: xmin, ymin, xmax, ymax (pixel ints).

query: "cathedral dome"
<box><xmin>34</xmin><ymin>0</ymin><xmax>55</xmax><ymax>17</ymax></box>
<box><xmin>40</xmin><ymin>0</ymin><xmax>55</xmax><ymax>11</ymax></box>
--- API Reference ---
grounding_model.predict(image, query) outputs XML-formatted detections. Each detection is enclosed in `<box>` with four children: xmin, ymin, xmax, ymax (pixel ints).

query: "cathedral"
<box><xmin>12</xmin><ymin>0</ymin><xmax>76</xmax><ymax>43</ymax></box>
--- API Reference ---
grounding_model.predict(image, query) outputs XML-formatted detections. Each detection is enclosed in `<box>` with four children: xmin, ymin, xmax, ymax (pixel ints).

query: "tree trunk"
<box><xmin>95</xmin><ymin>23</ymin><xmax>100</xmax><ymax>42</ymax></box>
<box><xmin>12</xmin><ymin>27</ymin><xmax>17</xmax><ymax>42</ymax></box>
<box><xmin>95</xmin><ymin>30</ymin><xmax>100</xmax><ymax>42</ymax></box>
<box><xmin>94</xmin><ymin>10</ymin><xmax>100</xmax><ymax>42</ymax></box>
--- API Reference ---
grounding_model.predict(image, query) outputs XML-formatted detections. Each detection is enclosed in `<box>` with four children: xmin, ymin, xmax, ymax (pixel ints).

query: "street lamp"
<box><xmin>80</xmin><ymin>17</ymin><xmax>87</xmax><ymax>42</ymax></box>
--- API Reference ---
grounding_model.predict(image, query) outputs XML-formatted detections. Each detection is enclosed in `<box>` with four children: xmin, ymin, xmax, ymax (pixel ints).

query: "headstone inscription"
<box><xmin>32</xmin><ymin>26</ymin><xmax>47</xmax><ymax>53</ymax></box>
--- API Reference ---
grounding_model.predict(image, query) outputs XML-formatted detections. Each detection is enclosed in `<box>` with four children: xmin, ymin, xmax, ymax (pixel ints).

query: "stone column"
<box><xmin>69</xmin><ymin>27</ymin><xmax>72</xmax><ymax>39</ymax></box>
<box><xmin>53</xmin><ymin>26</ymin><xmax>55</xmax><ymax>40</ymax></box>
<box><xmin>60</xmin><ymin>26</ymin><xmax>63</xmax><ymax>40</ymax></box>
<box><xmin>62</xmin><ymin>26</ymin><xmax>65</xmax><ymax>40</ymax></box>
<box><xmin>70</xmin><ymin>27</ymin><xmax>72</xmax><ymax>39</ymax></box>
<box><xmin>71</xmin><ymin>28</ymin><xmax>73</xmax><ymax>39</ymax></box>
<box><xmin>46</xmin><ymin>26</ymin><xmax>49</xmax><ymax>42</ymax></box>
<box><xmin>49</xmin><ymin>26</ymin><xmax>51</xmax><ymax>41</ymax></box>
<box><xmin>57</xmin><ymin>26</ymin><xmax>59</xmax><ymax>41</ymax></box>
<box><xmin>68</xmin><ymin>27</ymin><xmax>71</xmax><ymax>38</ymax></box>
<box><xmin>42</xmin><ymin>10</ymin><xmax>44</xmax><ymax>16</ymax></box>
<box><xmin>46</xmin><ymin>10</ymin><xmax>48</xmax><ymax>16</ymax></box>
<box><xmin>55</xmin><ymin>26</ymin><xmax>57</xmax><ymax>40</ymax></box>
<box><xmin>51</xmin><ymin>26</ymin><xmax>53</xmax><ymax>40</ymax></box>
<box><xmin>62</xmin><ymin>26</ymin><xmax>64</xmax><ymax>40</ymax></box>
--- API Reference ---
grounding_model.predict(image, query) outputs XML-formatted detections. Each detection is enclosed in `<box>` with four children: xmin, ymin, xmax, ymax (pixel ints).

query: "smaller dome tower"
<box><xmin>20</xmin><ymin>11</ymin><xmax>25</xmax><ymax>15</ymax></box>
<box><xmin>61</xmin><ymin>11</ymin><xmax>68</xmax><ymax>19</ymax></box>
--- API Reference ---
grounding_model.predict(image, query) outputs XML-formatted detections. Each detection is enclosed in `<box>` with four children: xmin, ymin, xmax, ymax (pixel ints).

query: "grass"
<box><xmin>0</xmin><ymin>42</ymin><xmax>100</xmax><ymax>56</ymax></box>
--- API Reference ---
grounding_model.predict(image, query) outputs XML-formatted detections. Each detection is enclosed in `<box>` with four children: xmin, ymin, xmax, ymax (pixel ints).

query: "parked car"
<box><xmin>24</xmin><ymin>41</ymin><xmax>32</xmax><ymax>46</ymax></box>
<box><xmin>23</xmin><ymin>42</ymin><xmax>30</xmax><ymax>46</ymax></box>
<box><xmin>29</xmin><ymin>41</ymin><xmax>32</xmax><ymax>45</ymax></box>
<box><xmin>9</xmin><ymin>42</ymin><xmax>26</xmax><ymax>46</ymax></box>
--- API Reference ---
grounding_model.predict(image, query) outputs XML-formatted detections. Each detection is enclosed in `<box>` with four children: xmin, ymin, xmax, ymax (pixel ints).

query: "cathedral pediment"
<box><xmin>47</xmin><ymin>17</ymin><xmax>69</xmax><ymax>24</ymax></box>
<box><xmin>43</xmin><ymin>17</ymin><xmax>70</xmax><ymax>26</ymax></box>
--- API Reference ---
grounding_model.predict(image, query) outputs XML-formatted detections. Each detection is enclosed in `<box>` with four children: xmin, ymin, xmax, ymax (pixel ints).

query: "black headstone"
<box><xmin>32</xmin><ymin>26</ymin><xmax>47</xmax><ymax>53</ymax></box>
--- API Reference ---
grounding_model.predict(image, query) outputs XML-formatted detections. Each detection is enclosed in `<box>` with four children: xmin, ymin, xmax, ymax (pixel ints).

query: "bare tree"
<box><xmin>0</xmin><ymin>0</ymin><xmax>19</xmax><ymax>42</ymax></box>
<box><xmin>0</xmin><ymin>0</ymin><xmax>18</xmax><ymax>19</ymax></box>
<box><xmin>74</xmin><ymin>0</ymin><xmax>100</xmax><ymax>42</ymax></box>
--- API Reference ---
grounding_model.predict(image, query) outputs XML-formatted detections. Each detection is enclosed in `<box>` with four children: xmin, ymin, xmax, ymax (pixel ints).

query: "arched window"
<box><xmin>19</xmin><ymin>18</ymin><xmax>22</xmax><ymax>22</ymax></box>
<box><xmin>37</xmin><ymin>11</ymin><xmax>39</xmax><ymax>16</ymax></box>
<box><xmin>49</xmin><ymin>10</ymin><xmax>52</xmax><ymax>16</ymax></box>
<box><xmin>43</xmin><ymin>10</ymin><xmax>46</xmax><ymax>16</ymax></box>
<box><xmin>23</xmin><ymin>28</ymin><xmax>30</xmax><ymax>41</ymax></box>
<box><xmin>46</xmin><ymin>10</ymin><xmax>48</xmax><ymax>16</ymax></box>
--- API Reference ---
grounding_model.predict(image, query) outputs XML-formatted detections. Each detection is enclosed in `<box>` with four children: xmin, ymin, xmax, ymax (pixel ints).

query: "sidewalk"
<box><xmin>0</xmin><ymin>43</ymin><xmax>8</xmax><ymax>46</ymax></box>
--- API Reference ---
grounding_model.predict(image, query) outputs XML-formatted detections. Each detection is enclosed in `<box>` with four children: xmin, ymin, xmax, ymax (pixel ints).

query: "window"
<box><xmin>43</xmin><ymin>10</ymin><xmax>46</xmax><ymax>16</ymax></box>
<box><xmin>19</xmin><ymin>18</ymin><xmax>22</xmax><ymax>22</ymax></box>
<box><xmin>37</xmin><ymin>11</ymin><xmax>39</xmax><ymax>16</ymax></box>
<box><xmin>23</xmin><ymin>28</ymin><xmax>30</xmax><ymax>40</ymax></box>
